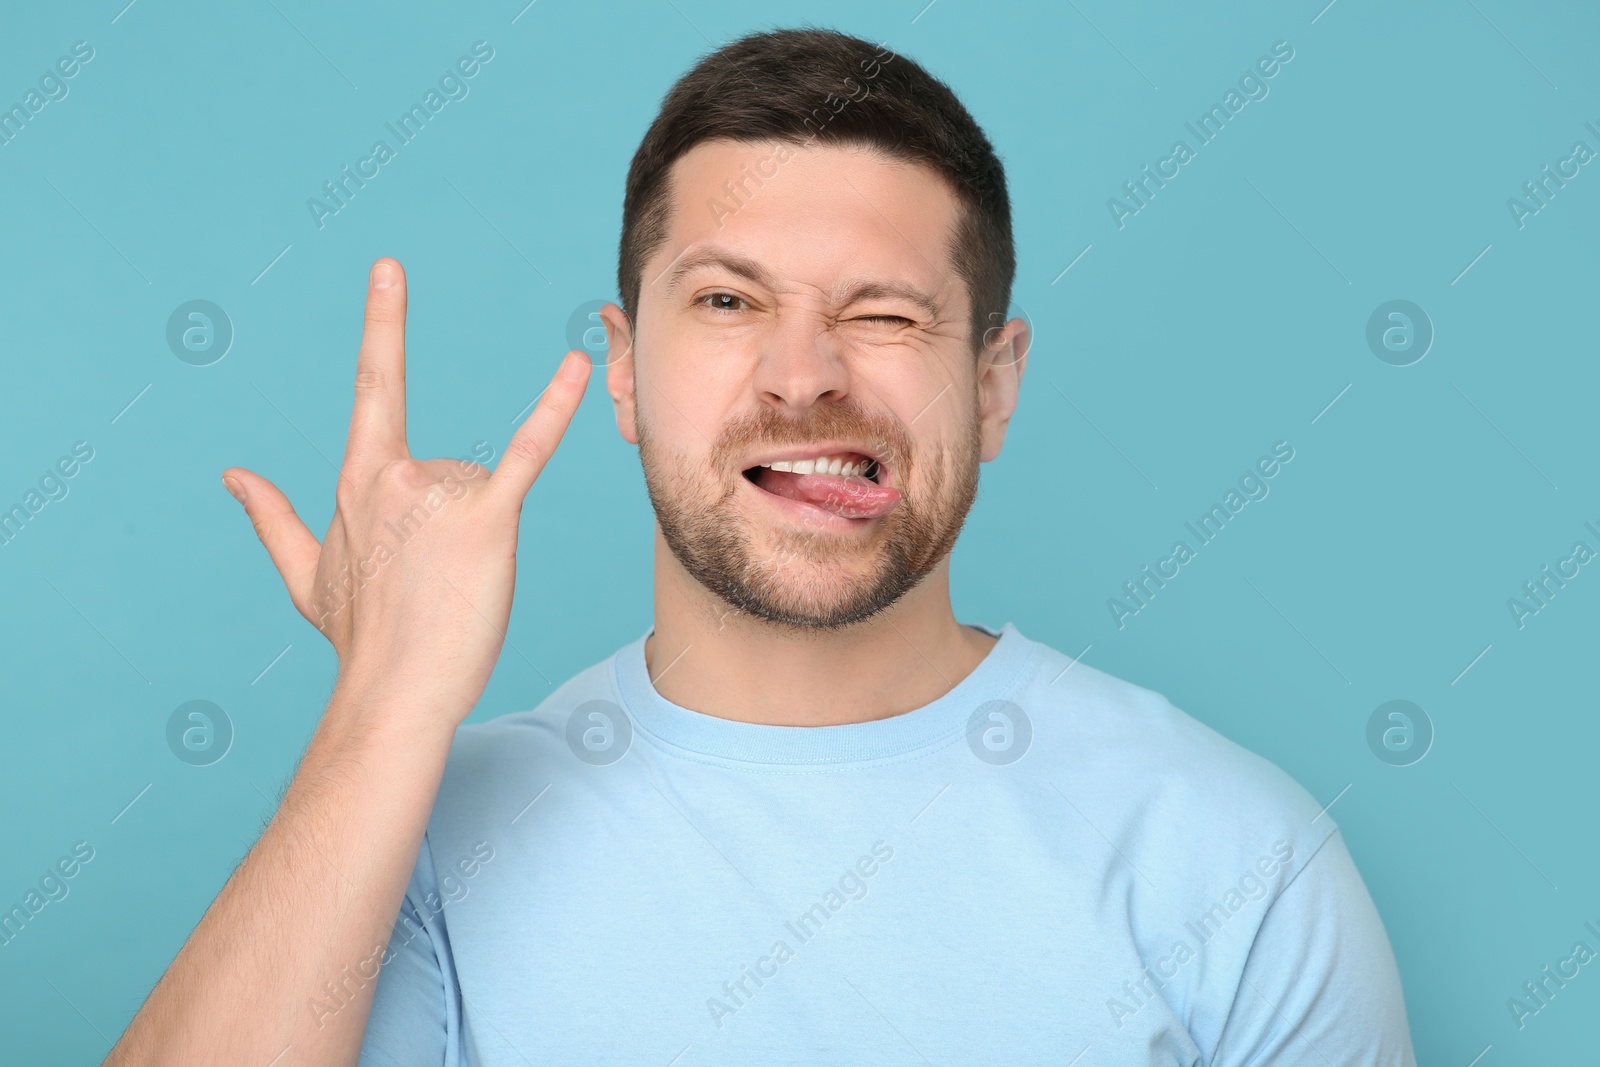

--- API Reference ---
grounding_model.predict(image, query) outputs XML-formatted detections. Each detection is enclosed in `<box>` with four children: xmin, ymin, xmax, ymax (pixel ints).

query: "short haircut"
<box><xmin>617</xmin><ymin>26</ymin><xmax>1015</xmax><ymax>354</ymax></box>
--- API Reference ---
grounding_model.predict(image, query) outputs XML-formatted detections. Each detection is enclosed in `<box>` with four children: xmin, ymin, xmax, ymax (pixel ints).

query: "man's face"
<box><xmin>602</xmin><ymin>139</ymin><xmax>1027</xmax><ymax>632</ymax></box>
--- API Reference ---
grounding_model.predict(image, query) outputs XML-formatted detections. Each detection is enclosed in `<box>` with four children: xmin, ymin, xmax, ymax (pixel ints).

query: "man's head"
<box><xmin>599</xmin><ymin>27</ymin><xmax>1029</xmax><ymax>632</ymax></box>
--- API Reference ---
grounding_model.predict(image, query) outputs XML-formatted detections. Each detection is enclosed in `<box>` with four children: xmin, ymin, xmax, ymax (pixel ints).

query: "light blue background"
<box><xmin>2</xmin><ymin>0</ymin><xmax>1596</xmax><ymax>1061</ymax></box>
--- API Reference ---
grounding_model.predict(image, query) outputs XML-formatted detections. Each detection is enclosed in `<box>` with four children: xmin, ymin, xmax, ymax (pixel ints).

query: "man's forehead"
<box><xmin>653</xmin><ymin>140</ymin><xmax>963</xmax><ymax>310</ymax></box>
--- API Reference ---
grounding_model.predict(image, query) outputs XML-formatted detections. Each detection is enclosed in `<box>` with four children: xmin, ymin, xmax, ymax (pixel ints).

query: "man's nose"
<box><xmin>749</xmin><ymin>310</ymin><xmax>851</xmax><ymax>413</ymax></box>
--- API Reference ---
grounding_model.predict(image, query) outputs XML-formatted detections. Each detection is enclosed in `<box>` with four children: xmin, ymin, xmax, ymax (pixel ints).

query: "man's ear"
<box><xmin>977</xmin><ymin>315</ymin><xmax>1029</xmax><ymax>462</ymax></box>
<box><xmin>599</xmin><ymin>302</ymin><xmax>639</xmax><ymax>445</ymax></box>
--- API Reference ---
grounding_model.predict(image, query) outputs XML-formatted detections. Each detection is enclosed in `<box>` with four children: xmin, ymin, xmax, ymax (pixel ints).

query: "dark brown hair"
<box><xmin>617</xmin><ymin>26</ymin><xmax>1015</xmax><ymax>354</ymax></box>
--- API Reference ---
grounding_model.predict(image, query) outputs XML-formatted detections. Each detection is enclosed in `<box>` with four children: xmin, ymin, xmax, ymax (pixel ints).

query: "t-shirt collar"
<box><xmin>611</xmin><ymin>621</ymin><xmax>1037</xmax><ymax>768</ymax></box>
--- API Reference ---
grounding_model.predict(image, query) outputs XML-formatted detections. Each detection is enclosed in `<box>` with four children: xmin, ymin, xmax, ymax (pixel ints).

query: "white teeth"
<box><xmin>755</xmin><ymin>453</ymin><xmax>873</xmax><ymax>476</ymax></box>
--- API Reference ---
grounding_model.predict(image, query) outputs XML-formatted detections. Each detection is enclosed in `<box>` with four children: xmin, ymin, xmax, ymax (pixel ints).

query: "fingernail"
<box><xmin>222</xmin><ymin>475</ymin><xmax>246</xmax><ymax>504</ymax></box>
<box><xmin>371</xmin><ymin>260</ymin><xmax>396</xmax><ymax>289</ymax></box>
<box><xmin>562</xmin><ymin>351</ymin><xmax>590</xmax><ymax>380</ymax></box>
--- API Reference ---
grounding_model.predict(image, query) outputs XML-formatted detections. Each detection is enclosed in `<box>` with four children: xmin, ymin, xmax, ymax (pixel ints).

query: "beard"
<box><xmin>637</xmin><ymin>391</ymin><xmax>981</xmax><ymax>632</ymax></box>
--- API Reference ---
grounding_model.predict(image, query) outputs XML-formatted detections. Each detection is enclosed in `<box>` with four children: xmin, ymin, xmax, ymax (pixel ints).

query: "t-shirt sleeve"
<box><xmin>357</xmin><ymin>832</ymin><xmax>456</xmax><ymax>1067</ymax></box>
<box><xmin>1209</xmin><ymin>829</ymin><xmax>1416</xmax><ymax>1066</ymax></box>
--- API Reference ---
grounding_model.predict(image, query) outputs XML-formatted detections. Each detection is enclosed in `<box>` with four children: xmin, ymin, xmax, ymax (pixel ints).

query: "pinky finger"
<box><xmin>488</xmin><ymin>351</ymin><xmax>591</xmax><ymax>507</ymax></box>
<box><xmin>222</xmin><ymin>467</ymin><xmax>322</xmax><ymax>616</ymax></box>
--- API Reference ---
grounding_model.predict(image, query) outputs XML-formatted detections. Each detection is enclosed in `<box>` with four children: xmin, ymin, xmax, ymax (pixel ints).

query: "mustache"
<box><xmin>713</xmin><ymin>400</ymin><xmax>911</xmax><ymax>473</ymax></box>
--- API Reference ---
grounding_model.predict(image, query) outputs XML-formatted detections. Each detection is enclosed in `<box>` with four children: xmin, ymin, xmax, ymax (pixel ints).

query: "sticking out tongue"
<box><xmin>750</xmin><ymin>467</ymin><xmax>901</xmax><ymax>519</ymax></box>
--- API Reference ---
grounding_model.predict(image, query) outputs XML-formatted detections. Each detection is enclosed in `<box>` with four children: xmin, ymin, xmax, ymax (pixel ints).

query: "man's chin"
<box><xmin>755</xmin><ymin>521</ymin><xmax>886</xmax><ymax>558</ymax></box>
<box><xmin>720</xmin><ymin>588</ymin><xmax>896</xmax><ymax>631</ymax></box>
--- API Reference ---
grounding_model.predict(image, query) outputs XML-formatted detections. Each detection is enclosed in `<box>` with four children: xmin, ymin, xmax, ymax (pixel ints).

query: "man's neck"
<box><xmin>643</xmin><ymin>532</ymin><xmax>996</xmax><ymax>727</ymax></box>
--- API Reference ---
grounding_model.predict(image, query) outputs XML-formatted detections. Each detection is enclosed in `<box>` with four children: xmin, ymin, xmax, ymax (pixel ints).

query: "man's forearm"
<box><xmin>108</xmin><ymin>682</ymin><xmax>458</xmax><ymax>1067</ymax></box>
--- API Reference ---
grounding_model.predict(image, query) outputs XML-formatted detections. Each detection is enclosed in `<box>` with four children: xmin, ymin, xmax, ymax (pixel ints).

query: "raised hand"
<box><xmin>220</xmin><ymin>257</ymin><xmax>591</xmax><ymax>722</ymax></box>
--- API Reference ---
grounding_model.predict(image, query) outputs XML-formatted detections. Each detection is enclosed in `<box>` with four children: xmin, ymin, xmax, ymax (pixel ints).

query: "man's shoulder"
<box><xmin>1018</xmin><ymin>634</ymin><xmax>1333</xmax><ymax>862</ymax></box>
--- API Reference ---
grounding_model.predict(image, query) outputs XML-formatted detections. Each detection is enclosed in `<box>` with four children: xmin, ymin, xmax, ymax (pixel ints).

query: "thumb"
<box><xmin>222</xmin><ymin>467</ymin><xmax>321</xmax><ymax>615</ymax></box>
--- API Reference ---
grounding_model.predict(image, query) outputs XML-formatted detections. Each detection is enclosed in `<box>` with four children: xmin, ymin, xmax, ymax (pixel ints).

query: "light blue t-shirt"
<box><xmin>356</xmin><ymin>622</ymin><xmax>1414</xmax><ymax>1066</ymax></box>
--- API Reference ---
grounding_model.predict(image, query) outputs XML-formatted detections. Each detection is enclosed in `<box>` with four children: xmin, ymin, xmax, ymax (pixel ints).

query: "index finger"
<box><xmin>488</xmin><ymin>350</ymin><xmax>592</xmax><ymax>507</ymax></box>
<box><xmin>342</xmin><ymin>258</ymin><xmax>410</xmax><ymax>477</ymax></box>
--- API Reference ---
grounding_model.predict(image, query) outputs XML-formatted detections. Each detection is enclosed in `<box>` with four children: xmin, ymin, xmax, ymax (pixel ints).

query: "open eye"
<box><xmin>697</xmin><ymin>292</ymin><xmax>749</xmax><ymax>314</ymax></box>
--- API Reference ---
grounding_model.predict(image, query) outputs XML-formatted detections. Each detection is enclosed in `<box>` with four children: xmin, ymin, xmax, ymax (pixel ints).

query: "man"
<box><xmin>111</xmin><ymin>27</ymin><xmax>1415</xmax><ymax>1066</ymax></box>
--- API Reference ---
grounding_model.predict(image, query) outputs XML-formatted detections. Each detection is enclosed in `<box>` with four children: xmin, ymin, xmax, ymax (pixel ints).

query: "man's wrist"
<box><xmin>326</xmin><ymin>668</ymin><xmax>477</xmax><ymax>743</ymax></box>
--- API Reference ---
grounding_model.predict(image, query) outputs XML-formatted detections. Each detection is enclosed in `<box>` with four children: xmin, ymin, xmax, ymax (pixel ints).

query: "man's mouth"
<box><xmin>740</xmin><ymin>450</ymin><xmax>902</xmax><ymax>521</ymax></box>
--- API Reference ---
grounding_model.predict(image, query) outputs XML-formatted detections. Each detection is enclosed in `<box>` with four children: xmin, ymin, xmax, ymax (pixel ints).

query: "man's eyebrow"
<box><xmin>835</xmin><ymin>280</ymin><xmax>942</xmax><ymax>321</ymax></box>
<box><xmin>662</xmin><ymin>249</ymin><xmax>777</xmax><ymax>294</ymax></box>
<box><xmin>664</xmin><ymin>248</ymin><xmax>943</xmax><ymax>320</ymax></box>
